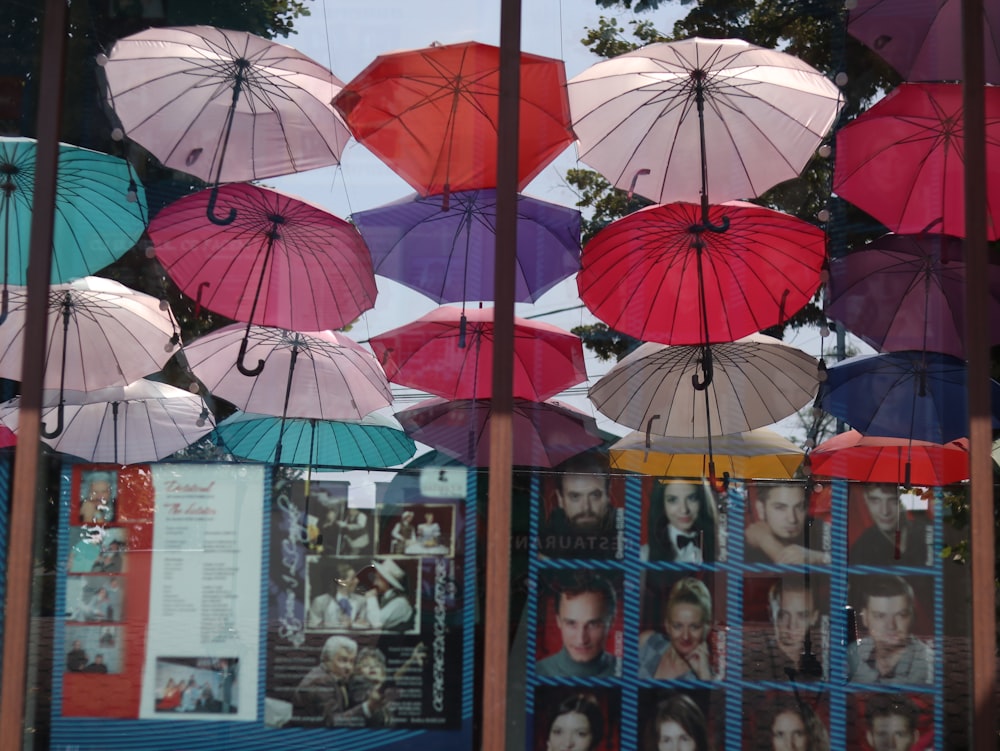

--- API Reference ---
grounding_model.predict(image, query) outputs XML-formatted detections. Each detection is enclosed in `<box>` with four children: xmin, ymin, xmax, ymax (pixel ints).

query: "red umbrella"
<box><xmin>395</xmin><ymin>397</ymin><xmax>603</xmax><ymax>468</ymax></box>
<box><xmin>577</xmin><ymin>201</ymin><xmax>826</xmax><ymax>345</ymax></box>
<box><xmin>150</xmin><ymin>184</ymin><xmax>376</xmax><ymax>375</ymax></box>
<box><xmin>332</xmin><ymin>41</ymin><xmax>574</xmax><ymax>205</ymax></box>
<box><xmin>808</xmin><ymin>429</ymin><xmax>968</xmax><ymax>486</ymax></box>
<box><xmin>834</xmin><ymin>82</ymin><xmax>1000</xmax><ymax>240</ymax></box>
<box><xmin>368</xmin><ymin>306</ymin><xmax>587</xmax><ymax>401</ymax></box>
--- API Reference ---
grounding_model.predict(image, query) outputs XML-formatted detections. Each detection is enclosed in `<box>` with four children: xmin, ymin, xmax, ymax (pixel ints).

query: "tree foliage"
<box><xmin>570</xmin><ymin>3</ymin><xmax>899</xmax><ymax>360</ymax></box>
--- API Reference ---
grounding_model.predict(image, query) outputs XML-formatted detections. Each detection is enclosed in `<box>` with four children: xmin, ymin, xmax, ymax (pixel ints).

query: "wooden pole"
<box><xmin>962</xmin><ymin>0</ymin><xmax>995</xmax><ymax>747</ymax></box>
<box><xmin>0</xmin><ymin>0</ymin><xmax>63</xmax><ymax>746</ymax></box>
<box><xmin>482</xmin><ymin>0</ymin><xmax>520</xmax><ymax>748</ymax></box>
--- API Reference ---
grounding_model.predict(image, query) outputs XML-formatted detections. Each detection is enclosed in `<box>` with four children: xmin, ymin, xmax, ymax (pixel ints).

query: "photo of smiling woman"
<box><xmin>642</xmin><ymin>477</ymin><xmax>717</xmax><ymax>563</ymax></box>
<box><xmin>639</xmin><ymin>575</ymin><xmax>722</xmax><ymax>681</ymax></box>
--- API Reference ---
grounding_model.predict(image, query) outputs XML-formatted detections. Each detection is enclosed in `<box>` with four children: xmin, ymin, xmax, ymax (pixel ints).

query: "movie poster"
<box><xmin>264</xmin><ymin>478</ymin><xmax>465</xmax><ymax>731</ymax></box>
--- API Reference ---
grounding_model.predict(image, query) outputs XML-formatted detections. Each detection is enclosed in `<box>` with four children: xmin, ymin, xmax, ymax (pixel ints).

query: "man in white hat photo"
<box><xmin>364</xmin><ymin>558</ymin><xmax>414</xmax><ymax>631</ymax></box>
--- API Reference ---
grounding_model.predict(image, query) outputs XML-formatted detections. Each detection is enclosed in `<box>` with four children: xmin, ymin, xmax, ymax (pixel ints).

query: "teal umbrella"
<box><xmin>0</xmin><ymin>137</ymin><xmax>147</xmax><ymax>291</ymax></box>
<box><xmin>212</xmin><ymin>410</ymin><xmax>416</xmax><ymax>469</ymax></box>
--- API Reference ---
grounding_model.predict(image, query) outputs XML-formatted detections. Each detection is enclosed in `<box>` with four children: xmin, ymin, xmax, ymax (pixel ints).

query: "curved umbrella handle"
<box><xmin>207</xmin><ymin>185</ymin><xmax>236</xmax><ymax>226</ymax></box>
<box><xmin>692</xmin><ymin>347</ymin><xmax>714</xmax><ymax>390</ymax></box>
<box><xmin>707</xmin><ymin>461</ymin><xmax>729</xmax><ymax>494</ymax></box>
<box><xmin>236</xmin><ymin>334</ymin><xmax>264</xmax><ymax>377</ymax></box>
<box><xmin>700</xmin><ymin>213</ymin><xmax>730</xmax><ymax>234</ymax></box>
<box><xmin>41</xmin><ymin>401</ymin><xmax>65</xmax><ymax>439</ymax></box>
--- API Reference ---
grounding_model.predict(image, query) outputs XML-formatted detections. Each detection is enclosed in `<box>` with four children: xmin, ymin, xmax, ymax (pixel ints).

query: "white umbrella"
<box><xmin>567</xmin><ymin>37</ymin><xmax>843</xmax><ymax>207</ymax></box>
<box><xmin>184</xmin><ymin>323</ymin><xmax>392</xmax><ymax>421</ymax></box>
<box><xmin>0</xmin><ymin>379</ymin><xmax>214</xmax><ymax>464</ymax></box>
<box><xmin>0</xmin><ymin>276</ymin><xmax>180</xmax><ymax>437</ymax></box>
<box><xmin>589</xmin><ymin>333</ymin><xmax>820</xmax><ymax>438</ymax></box>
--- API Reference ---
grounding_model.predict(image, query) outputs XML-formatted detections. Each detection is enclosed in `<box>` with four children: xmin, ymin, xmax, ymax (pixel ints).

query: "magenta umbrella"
<box><xmin>826</xmin><ymin>233</ymin><xmax>1000</xmax><ymax>358</ymax></box>
<box><xmin>834</xmin><ymin>83</ymin><xmax>1000</xmax><ymax>240</ymax></box>
<box><xmin>150</xmin><ymin>184</ymin><xmax>376</xmax><ymax>375</ymax></box>
<box><xmin>847</xmin><ymin>0</ymin><xmax>1000</xmax><ymax>83</ymax></box>
<box><xmin>396</xmin><ymin>397</ymin><xmax>603</xmax><ymax>468</ymax></box>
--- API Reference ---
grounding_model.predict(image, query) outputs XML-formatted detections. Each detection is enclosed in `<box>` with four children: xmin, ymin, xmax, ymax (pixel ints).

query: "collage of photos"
<box><xmin>65</xmin><ymin>468</ymin><xmax>130</xmax><ymax>680</ymax></box>
<box><xmin>528</xmin><ymin>464</ymin><xmax>942</xmax><ymax>749</ymax></box>
<box><xmin>266</xmin><ymin>479</ymin><xmax>466</xmax><ymax>731</ymax></box>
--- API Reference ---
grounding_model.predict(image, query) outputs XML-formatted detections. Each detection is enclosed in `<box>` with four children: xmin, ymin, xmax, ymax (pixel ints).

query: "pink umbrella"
<box><xmin>369</xmin><ymin>306</ymin><xmax>588</xmax><ymax>401</ymax></box>
<box><xmin>396</xmin><ymin>397</ymin><xmax>604</xmax><ymax>468</ymax></box>
<box><xmin>834</xmin><ymin>83</ymin><xmax>1000</xmax><ymax>239</ymax></box>
<box><xmin>150</xmin><ymin>184</ymin><xmax>376</xmax><ymax>375</ymax></box>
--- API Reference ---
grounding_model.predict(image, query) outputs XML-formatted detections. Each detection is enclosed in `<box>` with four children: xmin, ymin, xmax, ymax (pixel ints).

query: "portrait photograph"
<box><xmin>641</xmin><ymin>475</ymin><xmax>721</xmax><ymax>564</ymax></box>
<box><xmin>847</xmin><ymin>483</ymin><xmax>934</xmax><ymax>568</ymax></box>
<box><xmin>76</xmin><ymin>468</ymin><xmax>118</xmax><ymax>525</ymax></box>
<box><xmin>846</xmin><ymin>692</ymin><xmax>934</xmax><ymax>751</ymax></box>
<box><xmin>742</xmin><ymin>688</ymin><xmax>830</xmax><ymax>751</ymax></box>
<box><xmin>742</xmin><ymin>572</ymin><xmax>829</xmax><ymax>683</ymax></box>
<box><xmin>637</xmin><ymin>688</ymin><xmax>724</xmax><ymax>751</ymax></box>
<box><xmin>533</xmin><ymin>685</ymin><xmax>620</xmax><ymax>751</ymax></box>
<box><xmin>744</xmin><ymin>480</ymin><xmax>831</xmax><ymax>566</ymax></box>
<box><xmin>639</xmin><ymin>571</ymin><xmax>727</xmax><ymax>682</ymax></box>
<box><xmin>535</xmin><ymin>568</ymin><xmax>624</xmax><ymax>680</ymax></box>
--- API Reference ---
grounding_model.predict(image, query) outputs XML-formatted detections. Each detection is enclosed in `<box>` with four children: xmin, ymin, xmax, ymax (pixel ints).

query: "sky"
<box><xmin>266</xmin><ymin>0</ymin><xmax>871</xmax><ymax>451</ymax></box>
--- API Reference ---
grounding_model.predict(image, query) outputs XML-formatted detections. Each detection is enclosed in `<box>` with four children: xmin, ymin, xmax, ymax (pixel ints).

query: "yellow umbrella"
<box><xmin>609</xmin><ymin>427</ymin><xmax>804</xmax><ymax>479</ymax></box>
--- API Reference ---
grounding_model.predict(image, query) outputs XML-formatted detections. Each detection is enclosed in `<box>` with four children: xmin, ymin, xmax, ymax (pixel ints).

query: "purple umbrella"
<box><xmin>847</xmin><ymin>0</ymin><xmax>1000</xmax><ymax>84</ymax></box>
<box><xmin>395</xmin><ymin>397</ymin><xmax>603</xmax><ymax>468</ymax></box>
<box><xmin>826</xmin><ymin>233</ymin><xmax>1000</xmax><ymax>359</ymax></box>
<box><xmin>352</xmin><ymin>189</ymin><xmax>580</xmax><ymax>304</ymax></box>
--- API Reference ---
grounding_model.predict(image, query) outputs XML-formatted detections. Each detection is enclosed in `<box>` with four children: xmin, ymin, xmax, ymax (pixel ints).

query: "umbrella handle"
<box><xmin>698</xmin><ymin>212</ymin><xmax>730</xmax><ymax>234</ymax></box>
<box><xmin>707</xmin><ymin>462</ymin><xmax>729</xmax><ymax>494</ymax></box>
<box><xmin>207</xmin><ymin>186</ymin><xmax>236</xmax><ymax>226</ymax></box>
<box><xmin>236</xmin><ymin>335</ymin><xmax>265</xmax><ymax>377</ymax></box>
<box><xmin>0</xmin><ymin>286</ymin><xmax>7</xmax><ymax>325</ymax></box>
<box><xmin>692</xmin><ymin>347</ymin><xmax>714</xmax><ymax>390</ymax></box>
<box><xmin>40</xmin><ymin>401</ymin><xmax>64</xmax><ymax>439</ymax></box>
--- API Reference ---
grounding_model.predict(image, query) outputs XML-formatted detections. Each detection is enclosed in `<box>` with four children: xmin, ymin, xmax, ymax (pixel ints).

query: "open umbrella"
<box><xmin>609</xmin><ymin>428</ymin><xmax>805</xmax><ymax>480</ymax></box>
<box><xmin>0</xmin><ymin>277</ymin><xmax>180</xmax><ymax>437</ymax></box>
<box><xmin>834</xmin><ymin>82</ymin><xmax>1000</xmax><ymax>239</ymax></box>
<box><xmin>808</xmin><ymin>429</ymin><xmax>969</xmax><ymax>486</ymax></box>
<box><xmin>98</xmin><ymin>25</ymin><xmax>351</xmax><ymax>225</ymax></box>
<box><xmin>847</xmin><ymin>0</ymin><xmax>1000</xmax><ymax>83</ymax></box>
<box><xmin>213</xmin><ymin>410</ymin><xmax>415</xmax><ymax>468</ymax></box>
<box><xmin>567</xmin><ymin>37</ymin><xmax>843</xmax><ymax>208</ymax></box>
<box><xmin>184</xmin><ymin>323</ymin><xmax>392</xmax><ymax>421</ymax></box>
<box><xmin>826</xmin><ymin>233</ymin><xmax>1000</xmax><ymax>358</ymax></box>
<box><xmin>578</xmin><ymin>200</ymin><xmax>825</xmax><ymax>345</ymax></box>
<box><xmin>368</xmin><ymin>305</ymin><xmax>588</xmax><ymax>401</ymax></box>
<box><xmin>332</xmin><ymin>41</ymin><xmax>574</xmax><ymax>206</ymax></box>
<box><xmin>395</xmin><ymin>397</ymin><xmax>604</xmax><ymax>468</ymax></box>
<box><xmin>150</xmin><ymin>183</ymin><xmax>376</xmax><ymax>375</ymax></box>
<box><xmin>352</xmin><ymin>189</ymin><xmax>580</xmax><ymax>304</ymax></box>
<box><xmin>819</xmin><ymin>350</ymin><xmax>1000</xmax><ymax>443</ymax></box>
<box><xmin>0</xmin><ymin>379</ymin><xmax>215</xmax><ymax>464</ymax></box>
<box><xmin>0</xmin><ymin>137</ymin><xmax>147</xmax><ymax>295</ymax></box>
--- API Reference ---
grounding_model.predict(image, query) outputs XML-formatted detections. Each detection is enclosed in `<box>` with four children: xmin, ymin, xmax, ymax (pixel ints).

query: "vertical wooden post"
<box><xmin>962</xmin><ymin>0</ymin><xmax>996</xmax><ymax>748</ymax></box>
<box><xmin>483</xmin><ymin>0</ymin><xmax>520</xmax><ymax>748</ymax></box>
<box><xmin>0</xmin><ymin>0</ymin><xmax>63</xmax><ymax>746</ymax></box>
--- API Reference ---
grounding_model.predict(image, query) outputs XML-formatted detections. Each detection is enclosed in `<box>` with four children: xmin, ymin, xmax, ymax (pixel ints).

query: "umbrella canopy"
<box><xmin>368</xmin><ymin>306</ymin><xmax>588</xmax><ymax>401</ymax></box>
<box><xmin>834</xmin><ymin>82</ymin><xmax>1000</xmax><ymax>240</ymax></box>
<box><xmin>0</xmin><ymin>136</ymin><xmax>147</xmax><ymax>287</ymax></box>
<box><xmin>213</xmin><ymin>410</ymin><xmax>416</xmax><ymax>468</ymax></box>
<box><xmin>184</xmin><ymin>323</ymin><xmax>392</xmax><ymax>421</ymax></box>
<box><xmin>609</xmin><ymin>428</ymin><xmax>805</xmax><ymax>480</ymax></box>
<box><xmin>352</xmin><ymin>189</ymin><xmax>580</xmax><ymax>304</ymax></box>
<box><xmin>0</xmin><ymin>275</ymin><xmax>179</xmax><ymax>392</ymax></box>
<box><xmin>567</xmin><ymin>37</ymin><xmax>843</xmax><ymax>207</ymax></box>
<box><xmin>98</xmin><ymin>25</ymin><xmax>351</xmax><ymax>225</ymax></box>
<box><xmin>809</xmin><ymin>429</ymin><xmax>969</xmax><ymax>486</ymax></box>
<box><xmin>332</xmin><ymin>41</ymin><xmax>574</xmax><ymax>201</ymax></box>
<box><xmin>0</xmin><ymin>379</ymin><xmax>215</xmax><ymax>464</ymax></box>
<box><xmin>395</xmin><ymin>397</ymin><xmax>604</xmax><ymax>468</ymax></box>
<box><xmin>149</xmin><ymin>183</ymin><xmax>376</xmax><ymax>332</ymax></box>
<box><xmin>826</xmin><ymin>233</ymin><xmax>1000</xmax><ymax>358</ymax></box>
<box><xmin>578</xmin><ymin>201</ymin><xmax>825</xmax><ymax>345</ymax></box>
<box><xmin>847</xmin><ymin>0</ymin><xmax>1000</xmax><ymax>83</ymax></box>
<box><xmin>589</xmin><ymin>334</ymin><xmax>820</xmax><ymax>438</ymax></box>
<box><xmin>819</xmin><ymin>350</ymin><xmax>1000</xmax><ymax>443</ymax></box>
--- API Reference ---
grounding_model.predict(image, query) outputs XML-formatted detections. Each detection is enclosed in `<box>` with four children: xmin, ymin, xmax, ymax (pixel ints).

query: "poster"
<box><xmin>264</xmin><ymin>477</ymin><xmax>466</xmax><ymax>732</ymax></box>
<box><xmin>60</xmin><ymin>463</ymin><xmax>265</xmax><ymax>722</ymax></box>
